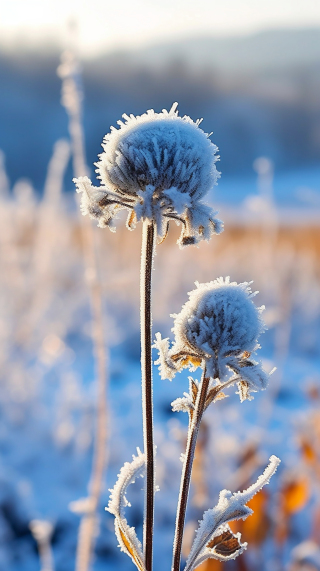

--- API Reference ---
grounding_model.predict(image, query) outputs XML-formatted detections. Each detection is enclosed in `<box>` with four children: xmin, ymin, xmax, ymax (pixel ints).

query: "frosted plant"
<box><xmin>74</xmin><ymin>103</ymin><xmax>223</xmax><ymax>247</ymax></box>
<box><xmin>155</xmin><ymin>276</ymin><xmax>269</xmax><ymax>402</ymax></box>
<box><xmin>75</xmin><ymin>104</ymin><xmax>223</xmax><ymax>571</ymax></box>
<box><xmin>75</xmin><ymin>103</ymin><xmax>280</xmax><ymax>571</ymax></box>
<box><xmin>154</xmin><ymin>277</ymin><xmax>279</xmax><ymax>571</ymax></box>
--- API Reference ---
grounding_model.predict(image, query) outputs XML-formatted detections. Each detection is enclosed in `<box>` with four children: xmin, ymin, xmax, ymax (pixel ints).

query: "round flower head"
<box><xmin>154</xmin><ymin>277</ymin><xmax>270</xmax><ymax>402</ymax></box>
<box><xmin>74</xmin><ymin>103</ymin><xmax>223</xmax><ymax>247</ymax></box>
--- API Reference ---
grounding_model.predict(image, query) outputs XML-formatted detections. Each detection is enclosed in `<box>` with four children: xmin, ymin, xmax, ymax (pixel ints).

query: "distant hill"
<box><xmin>92</xmin><ymin>28</ymin><xmax>320</xmax><ymax>73</ymax></box>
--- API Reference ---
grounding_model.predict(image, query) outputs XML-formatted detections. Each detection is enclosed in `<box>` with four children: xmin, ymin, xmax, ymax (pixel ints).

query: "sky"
<box><xmin>1</xmin><ymin>0</ymin><xmax>320</xmax><ymax>55</ymax></box>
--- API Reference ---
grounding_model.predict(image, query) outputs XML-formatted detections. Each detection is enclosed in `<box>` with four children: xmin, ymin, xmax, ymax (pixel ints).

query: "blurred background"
<box><xmin>0</xmin><ymin>1</ymin><xmax>320</xmax><ymax>570</ymax></box>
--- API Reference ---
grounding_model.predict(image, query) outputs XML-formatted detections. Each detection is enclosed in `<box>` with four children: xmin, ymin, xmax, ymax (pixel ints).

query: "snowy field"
<box><xmin>0</xmin><ymin>165</ymin><xmax>319</xmax><ymax>570</ymax></box>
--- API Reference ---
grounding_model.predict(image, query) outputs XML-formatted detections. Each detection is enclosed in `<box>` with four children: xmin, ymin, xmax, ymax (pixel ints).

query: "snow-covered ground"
<box><xmin>0</xmin><ymin>173</ymin><xmax>319</xmax><ymax>570</ymax></box>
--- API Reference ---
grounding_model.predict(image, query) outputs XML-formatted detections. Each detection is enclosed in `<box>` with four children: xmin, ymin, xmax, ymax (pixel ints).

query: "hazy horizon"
<box><xmin>0</xmin><ymin>24</ymin><xmax>319</xmax><ymax>62</ymax></box>
<box><xmin>2</xmin><ymin>0</ymin><xmax>320</xmax><ymax>56</ymax></box>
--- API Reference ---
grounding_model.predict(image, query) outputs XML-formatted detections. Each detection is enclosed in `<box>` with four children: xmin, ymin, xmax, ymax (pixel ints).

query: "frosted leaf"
<box><xmin>179</xmin><ymin>203</ymin><xmax>224</xmax><ymax>247</ymax></box>
<box><xmin>187</xmin><ymin>524</ymin><xmax>247</xmax><ymax>568</ymax></box>
<box><xmin>227</xmin><ymin>357</ymin><xmax>270</xmax><ymax>402</ymax></box>
<box><xmin>185</xmin><ymin>456</ymin><xmax>280</xmax><ymax>571</ymax></box>
<box><xmin>171</xmin><ymin>377</ymin><xmax>200</xmax><ymax>419</ymax></box>
<box><xmin>106</xmin><ymin>449</ymin><xmax>146</xmax><ymax>571</ymax></box>
<box><xmin>172</xmin><ymin>395</ymin><xmax>194</xmax><ymax>415</ymax></box>
<box><xmin>73</xmin><ymin>176</ymin><xmax>118</xmax><ymax>231</ymax></box>
<box><xmin>153</xmin><ymin>333</ymin><xmax>177</xmax><ymax>380</ymax></box>
<box><xmin>74</xmin><ymin>104</ymin><xmax>223</xmax><ymax>246</ymax></box>
<box><xmin>154</xmin><ymin>277</ymin><xmax>269</xmax><ymax>401</ymax></box>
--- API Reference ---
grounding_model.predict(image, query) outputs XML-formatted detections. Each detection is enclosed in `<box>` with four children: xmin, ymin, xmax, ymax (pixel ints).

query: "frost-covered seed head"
<box><xmin>173</xmin><ymin>277</ymin><xmax>265</xmax><ymax>360</ymax></box>
<box><xmin>74</xmin><ymin>103</ymin><xmax>223</xmax><ymax>246</ymax></box>
<box><xmin>96</xmin><ymin>102</ymin><xmax>219</xmax><ymax>201</ymax></box>
<box><xmin>154</xmin><ymin>277</ymin><xmax>269</xmax><ymax>401</ymax></box>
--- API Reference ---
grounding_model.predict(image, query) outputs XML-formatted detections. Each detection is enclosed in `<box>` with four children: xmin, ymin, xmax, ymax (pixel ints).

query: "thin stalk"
<box><xmin>74</xmin><ymin>227</ymin><xmax>108</xmax><ymax>571</ymax></box>
<box><xmin>140</xmin><ymin>220</ymin><xmax>155</xmax><ymax>571</ymax></box>
<box><xmin>73</xmin><ymin>140</ymin><xmax>109</xmax><ymax>571</ymax></box>
<box><xmin>172</xmin><ymin>366</ymin><xmax>210</xmax><ymax>571</ymax></box>
<box><xmin>59</xmin><ymin>47</ymin><xmax>109</xmax><ymax>571</ymax></box>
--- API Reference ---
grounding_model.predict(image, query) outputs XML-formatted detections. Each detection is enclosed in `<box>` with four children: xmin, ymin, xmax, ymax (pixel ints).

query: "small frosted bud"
<box><xmin>155</xmin><ymin>277</ymin><xmax>270</xmax><ymax>401</ymax></box>
<box><xmin>172</xmin><ymin>277</ymin><xmax>265</xmax><ymax>362</ymax></box>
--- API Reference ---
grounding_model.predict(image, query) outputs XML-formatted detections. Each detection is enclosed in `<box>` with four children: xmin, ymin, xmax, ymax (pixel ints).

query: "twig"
<box><xmin>58</xmin><ymin>48</ymin><xmax>109</xmax><ymax>571</ymax></box>
<box><xmin>140</xmin><ymin>220</ymin><xmax>155</xmax><ymax>571</ymax></box>
<box><xmin>172</xmin><ymin>365</ymin><xmax>210</xmax><ymax>571</ymax></box>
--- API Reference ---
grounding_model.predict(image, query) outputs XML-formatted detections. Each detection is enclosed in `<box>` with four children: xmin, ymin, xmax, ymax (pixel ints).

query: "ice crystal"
<box><xmin>184</xmin><ymin>456</ymin><xmax>280</xmax><ymax>570</ymax></box>
<box><xmin>154</xmin><ymin>277</ymin><xmax>269</xmax><ymax>401</ymax></box>
<box><xmin>74</xmin><ymin>103</ymin><xmax>223</xmax><ymax>246</ymax></box>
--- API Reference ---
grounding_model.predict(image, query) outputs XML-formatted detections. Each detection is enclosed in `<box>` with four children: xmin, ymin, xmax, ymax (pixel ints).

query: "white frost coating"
<box><xmin>172</xmin><ymin>277</ymin><xmax>264</xmax><ymax>361</ymax></box>
<box><xmin>106</xmin><ymin>449</ymin><xmax>146</xmax><ymax>570</ymax></box>
<box><xmin>154</xmin><ymin>277</ymin><xmax>269</xmax><ymax>401</ymax></box>
<box><xmin>185</xmin><ymin>456</ymin><xmax>281</xmax><ymax>571</ymax></box>
<box><xmin>153</xmin><ymin>332</ymin><xmax>177</xmax><ymax>380</ymax></box>
<box><xmin>107</xmin><ymin>448</ymin><xmax>145</xmax><ymax>518</ymax></box>
<box><xmin>74</xmin><ymin>176</ymin><xmax>118</xmax><ymax>230</ymax></box>
<box><xmin>74</xmin><ymin>103</ymin><xmax>223</xmax><ymax>247</ymax></box>
<box><xmin>188</xmin><ymin>524</ymin><xmax>247</xmax><ymax>568</ymax></box>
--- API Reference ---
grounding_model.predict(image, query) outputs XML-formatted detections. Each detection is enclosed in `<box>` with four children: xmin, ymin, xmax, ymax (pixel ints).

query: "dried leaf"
<box><xmin>170</xmin><ymin>352</ymin><xmax>202</xmax><ymax>369</ymax></box>
<box><xmin>191</xmin><ymin>378</ymin><xmax>199</xmax><ymax>404</ymax></box>
<box><xmin>282</xmin><ymin>478</ymin><xmax>309</xmax><ymax>515</ymax></box>
<box><xmin>158</xmin><ymin>220</ymin><xmax>170</xmax><ymax>244</ymax></box>
<box><xmin>126</xmin><ymin>210</ymin><xmax>137</xmax><ymax>230</ymax></box>
<box><xmin>214</xmin><ymin>392</ymin><xmax>227</xmax><ymax>401</ymax></box>
<box><xmin>208</xmin><ymin>529</ymin><xmax>240</xmax><ymax>554</ymax></box>
<box><xmin>115</xmin><ymin>520</ymin><xmax>145</xmax><ymax>571</ymax></box>
<box><xmin>300</xmin><ymin>438</ymin><xmax>317</xmax><ymax>464</ymax></box>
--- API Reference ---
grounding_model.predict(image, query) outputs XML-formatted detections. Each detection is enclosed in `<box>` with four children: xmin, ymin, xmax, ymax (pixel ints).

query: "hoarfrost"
<box><xmin>184</xmin><ymin>455</ymin><xmax>280</xmax><ymax>571</ymax></box>
<box><xmin>106</xmin><ymin>449</ymin><xmax>146</xmax><ymax>571</ymax></box>
<box><xmin>155</xmin><ymin>277</ymin><xmax>269</xmax><ymax>401</ymax></box>
<box><xmin>74</xmin><ymin>104</ymin><xmax>223</xmax><ymax>246</ymax></box>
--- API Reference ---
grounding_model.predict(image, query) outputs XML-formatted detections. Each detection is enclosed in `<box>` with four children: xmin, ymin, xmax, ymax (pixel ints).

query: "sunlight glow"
<box><xmin>1</xmin><ymin>0</ymin><xmax>320</xmax><ymax>55</ymax></box>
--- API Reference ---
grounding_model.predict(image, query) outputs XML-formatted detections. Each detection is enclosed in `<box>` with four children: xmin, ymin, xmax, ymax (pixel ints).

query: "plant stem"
<box><xmin>59</xmin><ymin>47</ymin><xmax>109</xmax><ymax>571</ymax></box>
<box><xmin>172</xmin><ymin>367</ymin><xmax>210</xmax><ymax>571</ymax></box>
<box><xmin>140</xmin><ymin>220</ymin><xmax>155</xmax><ymax>571</ymax></box>
<box><xmin>75</xmin><ymin>226</ymin><xmax>108</xmax><ymax>571</ymax></box>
